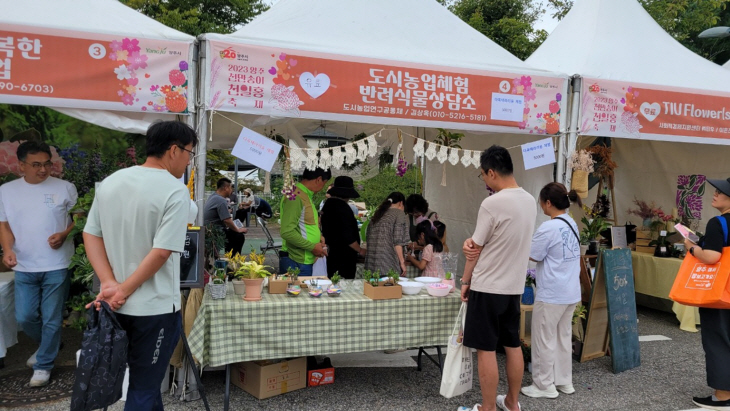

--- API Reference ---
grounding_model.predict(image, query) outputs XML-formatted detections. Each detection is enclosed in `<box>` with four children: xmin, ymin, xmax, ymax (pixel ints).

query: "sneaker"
<box><xmin>521</xmin><ymin>384</ymin><xmax>559</xmax><ymax>398</ymax></box>
<box><xmin>557</xmin><ymin>384</ymin><xmax>575</xmax><ymax>394</ymax></box>
<box><xmin>496</xmin><ymin>394</ymin><xmax>521</xmax><ymax>411</ymax></box>
<box><xmin>26</xmin><ymin>349</ymin><xmax>39</xmax><ymax>368</ymax></box>
<box><xmin>693</xmin><ymin>395</ymin><xmax>730</xmax><ymax>410</ymax></box>
<box><xmin>457</xmin><ymin>404</ymin><xmax>481</xmax><ymax>411</ymax></box>
<box><xmin>29</xmin><ymin>369</ymin><xmax>51</xmax><ymax>387</ymax></box>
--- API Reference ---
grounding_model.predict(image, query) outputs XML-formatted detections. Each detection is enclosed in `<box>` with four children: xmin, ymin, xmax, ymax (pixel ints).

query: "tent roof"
<box><xmin>0</xmin><ymin>0</ymin><xmax>194</xmax><ymax>42</ymax></box>
<box><xmin>203</xmin><ymin>0</ymin><xmax>562</xmax><ymax>78</ymax></box>
<box><xmin>526</xmin><ymin>0</ymin><xmax>730</xmax><ymax>93</ymax></box>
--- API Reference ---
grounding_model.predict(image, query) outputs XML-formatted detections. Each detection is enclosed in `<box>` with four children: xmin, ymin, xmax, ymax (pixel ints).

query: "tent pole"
<box><xmin>195</xmin><ymin>37</ymin><xmax>209</xmax><ymax>225</ymax></box>
<box><xmin>565</xmin><ymin>75</ymin><xmax>582</xmax><ymax>188</ymax></box>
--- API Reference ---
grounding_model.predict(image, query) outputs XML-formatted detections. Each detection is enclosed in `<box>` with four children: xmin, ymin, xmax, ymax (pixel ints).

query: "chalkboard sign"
<box><xmin>180</xmin><ymin>227</ymin><xmax>205</xmax><ymax>289</ymax></box>
<box><xmin>602</xmin><ymin>248</ymin><xmax>641</xmax><ymax>373</ymax></box>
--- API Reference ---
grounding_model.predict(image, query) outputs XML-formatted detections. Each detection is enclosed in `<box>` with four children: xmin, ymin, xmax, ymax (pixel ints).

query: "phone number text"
<box><xmin>0</xmin><ymin>82</ymin><xmax>54</xmax><ymax>93</ymax></box>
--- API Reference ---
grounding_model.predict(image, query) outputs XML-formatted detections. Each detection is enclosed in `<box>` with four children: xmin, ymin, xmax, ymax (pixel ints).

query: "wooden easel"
<box><xmin>595</xmin><ymin>174</ymin><xmax>617</xmax><ymax>226</ymax></box>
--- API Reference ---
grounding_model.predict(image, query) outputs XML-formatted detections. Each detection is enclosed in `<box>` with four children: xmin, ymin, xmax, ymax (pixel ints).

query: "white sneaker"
<box><xmin>26</xmin><ymin>349</ymin><xmax>39</xmax><ymax>368</ymax></box>
<box><xmin>457</xmin><ymin>404</ymin><xmax>481</xmax><ymax>411</ymax></box>
<box><xmin>557</xmin><ymin>384</ymin><xmax>575</xmax><ymax>394</ymax></box>
<box><xmin>29</xmin><ymin>369</ymin><xmax>51</xmax><ymax>387</ymax></box>
<box><xmin>520</xmin><ymin>383</ymin><xmax>559</xmax><ymax>398</ymax></box>
<box><xmin>496</xmin><ymin>395</ymin><xmax>521</xmax><ymax>411</ymax></box>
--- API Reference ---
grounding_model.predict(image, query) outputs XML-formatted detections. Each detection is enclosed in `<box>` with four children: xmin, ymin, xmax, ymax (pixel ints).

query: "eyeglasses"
<box><xmin>477</xmin><ymin>171</ymin><xmax>484</xmax><ymax>179</ymax></box>
<box><xmin>22</xmin><ymin>161</ymin><xmax>53</xmax><ymax>169</ymax></box>
<box><xmin>176</xmin><ymin>145</ymin><xmax>195</xmax><ymax>160</ymax></box>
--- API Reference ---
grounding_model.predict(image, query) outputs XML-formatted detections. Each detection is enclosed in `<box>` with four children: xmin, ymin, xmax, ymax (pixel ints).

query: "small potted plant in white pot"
<box><xmin>442</xmin><ymin>271</ymin><xmax>455</xmax><ymax>292</ymax></box>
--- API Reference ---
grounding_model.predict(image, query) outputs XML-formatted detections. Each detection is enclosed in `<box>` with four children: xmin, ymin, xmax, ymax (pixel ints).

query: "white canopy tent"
<box><xmin>526</xmin><ymin>0</ymin><xmax>730</xmax><ymax>229</ymax></box>
<box><xmin>197</xmin><ymin>0</ymin><xmax>570</xmax><ymax>252</ymax></box>
<box><xmin>0</xmin><ymin>0</ymin><xmax>196</xmax><ymax>134</ymax></box>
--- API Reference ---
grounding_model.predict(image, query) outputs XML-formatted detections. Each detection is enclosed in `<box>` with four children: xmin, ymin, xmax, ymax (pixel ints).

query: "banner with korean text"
<box><xmin>206</xmin><ymin>40</ymin><xmax>567</xmax><ymax>135</ymax></box>
<box><xmin>0</xmin><ymin>24</ymin><xmax>192</xmax><ymax>113</ymax></box>
<box><xmin>581</xmin><ymin>78</ymin><xmax>730</xmax><ymax>145</ymax></box>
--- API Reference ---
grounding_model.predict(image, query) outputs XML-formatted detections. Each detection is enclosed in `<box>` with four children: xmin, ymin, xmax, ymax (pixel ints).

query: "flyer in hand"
<box><xmin>674</xmin><ymin>223</ymin><xmax>699</xmax><ymax>244</ymax></box>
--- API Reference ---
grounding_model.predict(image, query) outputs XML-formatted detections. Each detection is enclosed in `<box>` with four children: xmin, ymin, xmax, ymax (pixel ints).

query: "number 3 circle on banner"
<box><xmin>88</xmin><ymin>43</ymin><xmax>107</xmax><ymax>59</ymax></box>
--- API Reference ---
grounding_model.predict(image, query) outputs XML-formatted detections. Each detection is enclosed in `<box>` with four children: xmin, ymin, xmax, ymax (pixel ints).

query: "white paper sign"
<box><xmin>490</xmin><ymin>93</ymin><xmax>525</xmax><ymax>122</ymax></box>
<box><xmin>611</xmin><ymin>226</ymin><xmax>628</xmax><ymax>249</ymax></box>
<box><xmin>521</xmin><ymin>138</ymin><xmax>555</xmax><ymax>170</ymax></box>
<box><xmin>231</xmin><ymin>127</ymin><xmax>282</xmax><ymax>172</ymax></box>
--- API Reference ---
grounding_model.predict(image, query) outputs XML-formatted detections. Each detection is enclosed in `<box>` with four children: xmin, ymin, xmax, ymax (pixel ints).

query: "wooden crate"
<box><xmin>635</xmin><ymin>238</ymin><xmax>652</xmax><ymax>247</ymax></box>
<box><xmin>636</xmin><ymin>230</ymin><xmax>654</xmax><ymax>240</ymax></box>
<box><xmin>635</xmin><ymin>245</ymin><xmax>655</xmax><ymax>254</ymax></box>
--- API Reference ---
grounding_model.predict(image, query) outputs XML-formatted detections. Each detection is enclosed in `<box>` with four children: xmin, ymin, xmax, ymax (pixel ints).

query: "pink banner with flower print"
<box><xmin>581</xmin><ymin>78</ymin><xmax>730</xmax><ymax>144</ymax></box>
<box><xmin>0</xmin><ymin>24</ymin><xmax>192</xmax><ymax>113</ymax></box>
<box><xmin>206</xmin><ymin>40</ymin><xmax>567</xmax><ymax>134</ymax></box>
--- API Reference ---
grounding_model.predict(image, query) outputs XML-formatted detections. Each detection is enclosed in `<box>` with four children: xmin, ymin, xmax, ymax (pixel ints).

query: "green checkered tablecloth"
<box><xmin>188</xmin><ymin>281</ymin><xmax>462</xmax><ymax>368</ymax></box>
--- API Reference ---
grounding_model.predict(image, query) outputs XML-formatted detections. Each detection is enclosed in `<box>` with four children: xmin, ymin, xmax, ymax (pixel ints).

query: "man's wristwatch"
<box><xmin>689</xmin><ymin>246</ymin><xmax>695</xmax><ymax>256</ymax></box>
<box><xmin>461</xmin><ymin>280</ymin><xmax>470</xmax><ymax>286</ymax></box>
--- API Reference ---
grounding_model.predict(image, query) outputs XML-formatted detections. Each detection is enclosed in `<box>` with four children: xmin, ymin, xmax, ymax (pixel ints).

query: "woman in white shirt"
<box><xmin>521</xmin><ymin>182</ymin><xmax>582</xmax><ymax>400</ymax></box>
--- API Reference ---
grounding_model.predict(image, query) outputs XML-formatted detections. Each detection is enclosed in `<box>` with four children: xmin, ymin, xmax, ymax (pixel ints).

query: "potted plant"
<box><xmin>327</xmin><ymin>272</ymin><xmax>342</xmax><ymax>297</ymax></box>
<box><xmin>66</xmin><ymin>291</ymin><xmax>95</xmax><ymax>331</ymax></box>
<box><xmin>568</xmin><ymin>149</ymin><xmax>595</xmax><ymax>199</ymax></box>
<box><xmin>581</xmin><ymin>205</ymin><xmax>612</xmax><ymax>255</ymax></box>
<box><xmin>521</xmin><ymin>339</ymin><xmax>532</xmax><ymax>373</ymax></box>
<box><xmin>579</xmin><ymin>232</ymin><xmax>590</xmax><ymax>256</ymax></box>
<box><xmin>443</xmin><ymin>271</ymin><xmax>455</xmax><ymax>292</ymax></box>
<box><xmin>209</xmin><ymin>267</ymin><xmax>228</xmax><ymax>299</ymax></box>
<box><xmin>227</xmin><ymin>253</ymin><xmax>247</xmax><ymax>295</ymax></box>
<box><xmin>521</xmin><ymin>268</ymin><xmax>536</xmax><ymax>305</ymax></box>
<box><xmin>363</xmin><ymin>269</ymin><xmax>402</xmax><ymax>300</ymax></box>
<box><xmin>572</xmin><ymin>304</ymin><xmax>588</xmax><ymax>359</ymax></box>
<box><xmin>234</xmin><ymin>250</ymin><xmax>273</xmax><ymax>301</ymax></box>
<box><xmin>385</xmin><ymin>269</ymin><xmax>399</xmax><ymax>286</ymax></box>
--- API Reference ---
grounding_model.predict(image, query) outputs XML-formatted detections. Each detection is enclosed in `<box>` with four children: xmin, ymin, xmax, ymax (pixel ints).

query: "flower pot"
<box><xmin>580</xmin><ymin>244</ymin><xmax>589</xmax><ymax>256</ymax></box>
<box><xmin>209</xmin><ymin>281</ymin><xmax>227</xmax><ymax>299</ymax></box>
<box><xmin>242</xmin><ymin>278</ymin><xmax>265</xmax><ymax>301</ymax></box>
<box><xmin>642</xmin><ymin>218</ymin><xmax>653</xmax><ymax>229</ymax></box>
<box><xmin>521</xmin><ymin>285</ymin><xmax>535</xmax><ymax>305</ymax></box>
<box><xmin>232</xmin><ymin>279</ymin><xmax>246</xmax><ymax>295</ymax></box>
<box><xmin>442</xmin><ymin>278</ymin><xmax>455</xmax><ymax>292</ymax></box>
<box><xmin>587</xmin><ymin>240</ymin><xmax>599</xmax><ymax>255</ymax></box>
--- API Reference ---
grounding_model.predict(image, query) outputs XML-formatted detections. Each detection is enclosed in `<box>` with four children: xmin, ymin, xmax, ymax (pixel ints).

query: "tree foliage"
<box><xmin>121</xmin><ymin>0</ymin><xmax>269</xmax><ymax>36</ymax></box>
<box><xmin>446</xmin><ymin>0</ymin><xmax>548</xmax><ymax>59</ymax></box>
<box><xmin>547</xmin><ymin>0</ymin><xmax>730</xmax><ymax>63</ymax></box>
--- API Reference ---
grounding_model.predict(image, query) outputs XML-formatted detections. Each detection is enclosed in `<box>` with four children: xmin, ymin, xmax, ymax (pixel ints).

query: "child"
<box><xmin>434</xmin><ymin>220</ymin><xmax>449</xmax><ymax>253</ymax></box>
<box><xmin>406</xmin><ymin>220</ymin><xmax>444</xmax><ymax>278</ymax></box>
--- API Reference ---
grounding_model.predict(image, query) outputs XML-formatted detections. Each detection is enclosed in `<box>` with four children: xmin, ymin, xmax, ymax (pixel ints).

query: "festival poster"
<box><xmin>207</xmin><ymin>40</ymin><xmax>568</xmax><ymax>135</ymax></box>
<box><xmin>581</xmin><ymin>78</ymin><xmax>730</xmax><ymax>144</ymax></box>
<box><xmin>0</xmin><ymin>24</ymin><xmax>192</xmax><ymax>113</ymax></box>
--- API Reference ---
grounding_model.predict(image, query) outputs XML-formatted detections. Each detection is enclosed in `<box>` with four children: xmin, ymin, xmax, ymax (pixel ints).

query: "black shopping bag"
<box><xmin>70</xmin><ymin>301</ymin><xmax>128</xmax><ymax>411</ymax></box>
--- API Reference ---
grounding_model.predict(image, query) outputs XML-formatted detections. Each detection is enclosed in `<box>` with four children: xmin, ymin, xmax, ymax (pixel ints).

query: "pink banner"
<box><xmin>207</xmin><ymin>41</ymin><xmax>568</xmax><ymax>135</ymax></box>
<box><xmin>0</xmin><ymin>24</ymin><xmax>192</xmax><ymax>113</ymax></box>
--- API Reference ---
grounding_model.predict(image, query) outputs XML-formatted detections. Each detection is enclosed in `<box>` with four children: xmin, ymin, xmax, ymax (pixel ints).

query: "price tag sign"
<box><xmin>521</xmin><ymin>137</ymin><xmax>555</xmax><ymax>170</ymax></box>
<box><xmin>231</xmin><ymin>127</ymin><xmax>282</xmax><ymax>172</ymax></box>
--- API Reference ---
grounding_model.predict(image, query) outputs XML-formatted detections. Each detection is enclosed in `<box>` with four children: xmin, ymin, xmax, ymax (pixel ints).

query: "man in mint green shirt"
<box><xmin>279</xmin><ymin>168</ymin><xmax>331</xmax><ymax>275</ymax></box>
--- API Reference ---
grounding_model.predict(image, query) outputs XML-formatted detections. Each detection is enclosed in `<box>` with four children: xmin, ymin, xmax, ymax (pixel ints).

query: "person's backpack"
<box><xmin>70</xmin><ymin>301</ymin><xmax>128</xmax><ymax>411</ymax></box>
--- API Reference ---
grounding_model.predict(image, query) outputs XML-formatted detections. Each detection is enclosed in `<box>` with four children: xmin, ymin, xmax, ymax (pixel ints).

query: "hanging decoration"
<box><xmin>281</xmin><ymin>147</ymin><xmax>297</xmax><ymax>201</ymax></box>
<box><xmin>306</xmin><ymin>149</ymin><xmax>319</xmax><ymax>170</ymax></box>
<box><xmin>395</xmin><ymin>130</ymin><xmax>407</xmax><ymax>177</ymax></box>
<box><xmin>424</xmin><ymin>141</ymin><xmax>438</xmax><ymax>161</ymax></box>
<box><xmin>290</xmin><ymin>147</ymin><xmax>304</xmax><ymax>169</ymax></box>
<box><xmin>318</xmin><ymin>148</ymin><xmax>332</xmax><ymax>170</ymax></box>
<box><xmin>367</xmin><ymin>134</ymin><xmax>378</xmax><ymax>157</ymax></box>
<box><xmin>460</xmin><ymin>150</ymin><xmax>473</xmax><ymax>167</ymax></box>
<box><xmin>356</xmin><ymin>140</ymin><xmax>368</xmax><ymax>162</ymax></box>
<box><xmin>448</xmin><ymin>147</ymin><xmax>460</xmax><ymax>166</ymax></box>
<box><xmin>413</xmin><ymin>138</ymin><xmax>425</xmax><ymax>158</ymax></box>
<box><xmin>331</xmin><ymin>146</ymin><xmax>344</xmax><ymax>169</ymax></box>
<box><xmin>283</xmin><ymin>131</ymin><xmax>381</xmax><ymax>171</ymax></box>
<box><xmin>344</xmin><ymin>144</ymin><xmax>357</xmax><ymax>165</ymax></box>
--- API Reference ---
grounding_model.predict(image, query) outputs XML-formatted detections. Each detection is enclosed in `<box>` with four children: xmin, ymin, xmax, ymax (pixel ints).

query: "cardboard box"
<box><xmin>635</xmin><ymin>245</ymin><xmax>655</xmax><ymax>254</ymax></box>
<box><xmin>308</xmin><ymin>367</ymin><xmax>335</xmax><ymax>387</ymax></box>
<box><xmin>268</xmin><ymin>278</ymin><xmax>301</xmax><ymax>294</ymax></box>
<box><xmin>231</xmin><ymin>357</ymin><xmax>307</xmax><ymax>400</ymax></box>
<box><xmin>363</xmin><ymin>282</ymin><xmax>402</xmax><ymax>300</ymax></box>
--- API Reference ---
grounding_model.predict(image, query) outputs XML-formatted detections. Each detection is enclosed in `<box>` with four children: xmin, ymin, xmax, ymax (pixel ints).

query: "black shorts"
<box><xmin>463</xmin><ymin>290</ymin><xmax>521</xmax><ymax>351</ymax></box>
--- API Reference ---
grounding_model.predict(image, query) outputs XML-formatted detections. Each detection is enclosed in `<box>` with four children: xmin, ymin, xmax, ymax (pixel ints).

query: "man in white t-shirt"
<box><xmin>0</xmin><ymin>141</ymin><xmax>77</xmax><ymax>387</ymax></box>
<box><xmin>458</xmin><ymin>145</ymin><xmax>537</xmax><ymax>411</ymax></box>
<box><xmin>84</xmin><ymin>121</ymin><xmax>196</xmax><ymax>409</ymax></box>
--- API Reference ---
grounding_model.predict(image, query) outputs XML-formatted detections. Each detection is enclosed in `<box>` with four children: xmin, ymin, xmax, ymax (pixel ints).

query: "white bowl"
<box><xmin>303</xmin><ymin>279</ymin><xmax>332</xmax><ymax>289</ymax></box>
<box><xmin>399</xmin><ymin>281</ymin><xmax>424</xmax><ymax>295</ymax></box>
<box><xmin>415</xmin><ymin>276</ymin><xmax>442</xmax><ymax>285</ymax></box>
<box><xmin>427</xmin><ymin>283</ymin><xmax>452</xmax><ymax>297</ymax></box>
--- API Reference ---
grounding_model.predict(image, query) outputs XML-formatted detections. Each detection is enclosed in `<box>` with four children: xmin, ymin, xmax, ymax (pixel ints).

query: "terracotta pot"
<box><xmin>442</xmin><ymin>278</ymin><xmax>455</xmax><ymax>292</ymax></box>
<box><xmin>242</xmin><ymin>278</ymin><xmax>265</xmax><ymax>301</ymax></box>
<box><xmin>232</xmin><ymin>279</ymin><xmax>246</xmax><ymax>295</ymax></box>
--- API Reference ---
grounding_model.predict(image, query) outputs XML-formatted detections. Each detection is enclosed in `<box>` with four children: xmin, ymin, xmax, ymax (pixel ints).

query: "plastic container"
<box><xmin>399</xmin><ymin>281</ymin><xmax>424</xmax><ymax>295</ymax></box>
<box><xmin>415</xmin><ymin>276</ymin><xmax>442</xmax><ymax>285</ymax></box>
<box><xmin>427</xmin><ymin>283</ymin><xmax>452</xmax><ymax>297</ymax></box>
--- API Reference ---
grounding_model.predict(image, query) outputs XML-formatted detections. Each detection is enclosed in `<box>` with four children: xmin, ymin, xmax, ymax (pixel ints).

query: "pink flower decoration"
<box><xmin>523</xmin><ymin>87</ymin><xmax>537</xmax><ymax>102</ymax></box>
<box><xmin>518</xmin><ymin>121</ymin><xmax>527</xmax><ymax>129</ymax></box>
<box><xmin>512</xmin><ymin>78</ymin><xmax>521</xmax><ymax>89</ymax></box>
<box><xmin>150</xmin><ymin>85</ymin><xmax>159</xmax><ymax>92</ymax></box>
<box><xmin>169</xmin><ymin>69</ymin><xmax>186</xmax><ymax>86</ymax></box>
<box><xmin>520</xmin><ymin>76</ymin><xmax>532</xmax><ymax>88</ymax></box>
<box><xmin>141</xmin><ymin>106</ymin><xmax>147</xmax><ymax>111</ymax></box>
<box><xmin>121</xmin><ymin>38</ymin><xmax>140</xmax><ymax>54</ymax></box>
<box><xmin>127</xmin><ymin>52</ymin><xmax>148</xmax><ymax>70</ymax></box>
<box><xmin>110</xmin><ymin>40</ymin><xmax>122</xmax><ymax>52</ymax></box>
<box><xmin>153</xmin><ymin>104</ymin><xmax>166</xmax><ymax>112</ymax></box>
<box><xmin>108</xmin><ymin>52</ymin><xmax>117</xmax><ymax>61</ymax></box>
<box><xmin>121</xmin><ymin>94</ymin><xmax>134</xmax><ymax>105</ymax></box>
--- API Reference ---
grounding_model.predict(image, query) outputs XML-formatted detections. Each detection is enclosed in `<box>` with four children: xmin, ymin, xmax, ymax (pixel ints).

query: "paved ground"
<box><xmin>0</xmin><ymin>223</ymin><xmax>715</xmax><ymax>410</ymax></box>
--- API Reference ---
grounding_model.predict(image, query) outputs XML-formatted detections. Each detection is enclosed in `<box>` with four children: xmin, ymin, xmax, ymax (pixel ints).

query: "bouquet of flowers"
<box><xmin>525</xmin><ymin>268</ymin><xmax>536</xmax><ymax>287</ymax></box>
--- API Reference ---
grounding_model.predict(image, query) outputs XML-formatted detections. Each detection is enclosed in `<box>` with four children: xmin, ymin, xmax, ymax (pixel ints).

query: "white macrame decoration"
<box><xmin>345</xmin><ymin>144</ymin><xmax>357</xmax><ymax>165</ymax></box>
<box><xmin>460</xmin><ymin>149</ymin><xmax>472</xmax><ymax>167</ymax></box>
<box><xmin>448</xmin><ymin>147</ymin><xmax>460</xmax><ymax>166</ymax></box>
<box><xmin>356</xmin><ymin>140</ymin><xmax>368</xmax><ymax>162</ymax></box>
<box><xmin>331</xmin><ymin>146</ymin><xmax>344</xmax><ymax>169</ymax></box>
<box><xmin>290</xmin><ymin>148</ymin><xmax>304</xmax><ymax>169</ymax></box>
<box><xmin>367</xmin><ymin>135</ymin><xmax>378</xmax><ymax>157</ymax></box>
<box><xmin>319</xmin><ymin>148</ymin><xmax>332</xmax><ymax>169</ymax></box>
<box><xmin>436</xmin><ymin>145</ymin><xmax>449</xmax><ymax>164</ymax></box>
<box><xmin>424</xmin><ymin>141</ymin><xmax>438</xmax><ymax>161</ymax></box>
<box><xmin>306</xmin><ymin>148</ymin><xmax>319</xmax><ymax>170</ymax></box>
<box><xmin>472</xmin><ymin>150</ymin><xmax>481</xmax><ymax>168</ymax></box>
<box><xmin>413</xmin><ymin>138</ymin><xmax>425</xmax><ymax>157</ymax></box>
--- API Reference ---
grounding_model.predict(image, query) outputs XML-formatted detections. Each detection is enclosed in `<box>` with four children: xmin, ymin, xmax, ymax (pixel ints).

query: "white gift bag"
<box><xmin>440</xmin><ymin>302</ymin><xmax>473</xmax><ymax>398</ymax></box>
<box><xmin>313</xmin><ymin>256</ymin><xmax>328</xmax><ymax>277</ymax></box>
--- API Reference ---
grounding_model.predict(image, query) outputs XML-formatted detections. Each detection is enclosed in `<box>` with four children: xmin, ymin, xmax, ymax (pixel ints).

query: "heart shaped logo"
<box><xmin>640</xmin><ymin>102</ymin><xmax>661</xmax><ymax>122</ymax></box>
<box><xmin>268</xmin><ymin>67</ymin><xmax>277</xmax><ymax>75</ymax></box>
<box><xmin>299</xmin><ymin>72</ymin><xmax>330</xmax><ymax>99</ymax></box>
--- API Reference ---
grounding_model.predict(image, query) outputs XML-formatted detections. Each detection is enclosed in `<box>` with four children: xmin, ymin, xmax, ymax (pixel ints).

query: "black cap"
<box><xmin>707</xmin><ymin>177</ymin><xmax>730</xmax><ymax>197</ymax></box>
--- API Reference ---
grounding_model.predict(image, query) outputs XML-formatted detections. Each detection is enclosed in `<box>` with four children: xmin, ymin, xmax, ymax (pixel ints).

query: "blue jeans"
<box><xmin>117</xmin><ymin>310</ymin><xmax>182</xmax><ymax>411</ymax></box>
<box><xmin>279</xmin><ymin>256</ymin><xmax>313</xmax><ymax>276</ymax></box>
<box><xmin>14</xmin><ymin>269</ymin><xmax>70</xmax><ymax>370</ymax></box>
